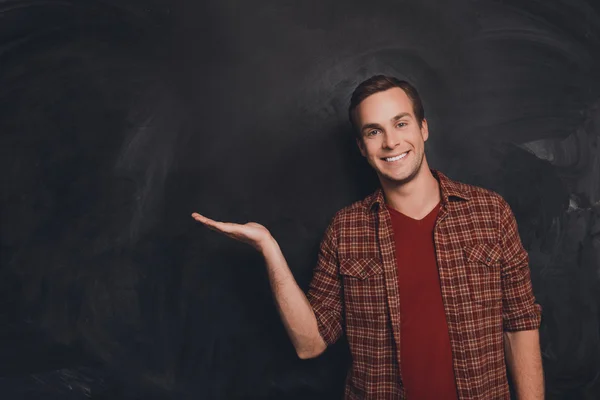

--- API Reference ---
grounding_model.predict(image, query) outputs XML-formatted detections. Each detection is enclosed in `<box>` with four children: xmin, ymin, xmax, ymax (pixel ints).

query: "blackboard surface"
<box><xmin>1</xmin><ymin>0</ymin><xmax>599</xmax><ymax>398</ymax></box>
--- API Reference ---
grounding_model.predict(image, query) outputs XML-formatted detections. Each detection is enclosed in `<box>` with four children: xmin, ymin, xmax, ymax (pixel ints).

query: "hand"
<box><xmin>191</xmin><ymin>212</ymin><xmax>273</xmax><ymax>251</ymax></box>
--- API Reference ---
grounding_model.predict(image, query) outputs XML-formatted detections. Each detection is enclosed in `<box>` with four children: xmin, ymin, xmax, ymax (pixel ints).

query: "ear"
<box><xmin>421</xmin><ymin>119</ymin><xmax>429</xmax><ymax>142</ymax></box>
<box><xmin>356</xmin><ymin>137</ymin><xmax>367</xmax><ymax>157</ymax></box>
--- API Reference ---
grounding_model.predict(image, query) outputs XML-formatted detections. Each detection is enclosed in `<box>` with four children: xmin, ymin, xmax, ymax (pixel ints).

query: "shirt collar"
<box><xmin>366</xmin><ymin>168</ymin><xmax>470</xmax><ymax>211</ymax></box>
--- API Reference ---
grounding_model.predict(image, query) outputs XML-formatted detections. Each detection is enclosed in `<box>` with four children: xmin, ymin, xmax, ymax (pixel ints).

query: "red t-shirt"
<box><xmin>387</xmin><ymin>201</ymin><xmax>459</xmax><ymax>400</ymax></box>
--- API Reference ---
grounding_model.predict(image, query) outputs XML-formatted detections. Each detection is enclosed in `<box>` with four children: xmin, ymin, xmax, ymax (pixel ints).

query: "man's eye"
<box><xmin>396</xmin><ymin>122</ymin><xmax>407</xmax><ymax>128</ymax></box>
<box><xmin>367</xmin><ymin>130</ymin><xmax>379</xmax><ymax>136</ymax></box>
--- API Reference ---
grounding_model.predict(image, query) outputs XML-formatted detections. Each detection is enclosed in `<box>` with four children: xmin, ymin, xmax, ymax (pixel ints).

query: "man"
<box><xmin>192</xmin><ymin>75</ymin><xmax>544</xmax><ymax>399</ymax></box>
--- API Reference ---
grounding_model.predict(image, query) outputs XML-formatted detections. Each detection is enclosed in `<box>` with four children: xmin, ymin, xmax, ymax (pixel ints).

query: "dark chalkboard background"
<box><xmin>1</xmin><ymin>0</ymin><xmax>599</xmax><ymax>399</ymax></box>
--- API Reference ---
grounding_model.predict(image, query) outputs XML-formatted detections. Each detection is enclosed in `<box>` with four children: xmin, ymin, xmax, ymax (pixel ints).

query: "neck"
<box><xmin>379</xmin><ymin>161</ymin><xmax>442</xmax><ymax>218</ymax></box>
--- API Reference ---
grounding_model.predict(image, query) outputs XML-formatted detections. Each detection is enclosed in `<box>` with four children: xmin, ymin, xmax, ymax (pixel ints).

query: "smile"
<box><xmin>383</xmin><ymin>151</ymin><xmax>409</xmax><ymax>162</ymax></box>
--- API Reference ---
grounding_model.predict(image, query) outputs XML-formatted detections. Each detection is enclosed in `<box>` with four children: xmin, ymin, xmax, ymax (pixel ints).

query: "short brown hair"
<box><xmin>348</xmin><ymin>75</ymin><xmax>425</xmax><ymax>136</ymax></box>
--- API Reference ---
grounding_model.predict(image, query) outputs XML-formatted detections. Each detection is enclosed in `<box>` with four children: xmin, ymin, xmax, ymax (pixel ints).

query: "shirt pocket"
<box><xmin>339</xmin><ymin>258</ymin><xmax>387</xmax><ymax>322</ymax></box>
<box><xmin>463</xmin><ymin>242</ymin><xmax>503</xmax><ymax>308</ymax></box>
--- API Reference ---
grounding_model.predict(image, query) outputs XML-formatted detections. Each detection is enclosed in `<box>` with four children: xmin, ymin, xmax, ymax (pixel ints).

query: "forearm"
<box><xmin>260</xmin><ymin>236</ymin><xmax>327</xmax><ymax>358</ymax></box>
<box><xmin>503</xmin><ymin>329</ymin><xmax>544</xmax><ymax>400</ymax></box>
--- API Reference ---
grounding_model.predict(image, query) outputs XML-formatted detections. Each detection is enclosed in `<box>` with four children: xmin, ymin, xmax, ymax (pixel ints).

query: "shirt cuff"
<box><xmin>310</xmin><ymin>301</ymin><xmax>343</xmax><ymax>345</ymax></box>
<box><xmin>503</xmin><ymin>303</ymin><xmax>542</xmax><ymax>331</ymax></box>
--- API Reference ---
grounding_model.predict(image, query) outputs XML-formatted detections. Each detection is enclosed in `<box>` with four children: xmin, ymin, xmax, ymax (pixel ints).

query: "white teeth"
<box><xmin>384</xmin><ymin>152</ymin><xmax>408</xmax><ymax>162</ymax></box>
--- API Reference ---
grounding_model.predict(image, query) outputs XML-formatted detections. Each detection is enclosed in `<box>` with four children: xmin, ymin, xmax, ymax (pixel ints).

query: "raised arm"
<box><xmin>191</xmin><ymin>212</ymin><xmax>331</xmax><ymax>358</ymax></box>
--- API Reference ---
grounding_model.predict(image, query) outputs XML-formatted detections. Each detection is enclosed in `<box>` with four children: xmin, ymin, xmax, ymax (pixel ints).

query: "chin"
<box><xmin>381</xmin><ymin>166</ymin><xmax>419</xmax><ymax>184</ymax></box>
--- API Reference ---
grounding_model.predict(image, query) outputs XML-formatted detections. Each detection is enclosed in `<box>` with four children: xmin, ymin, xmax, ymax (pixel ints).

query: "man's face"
<box><xmin>354</xmin><ymin>87</ymin><xmax>429</xmax><ymax>186</ymax></box>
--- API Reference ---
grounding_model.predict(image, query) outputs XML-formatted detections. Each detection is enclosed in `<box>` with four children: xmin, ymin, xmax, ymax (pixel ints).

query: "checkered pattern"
<box><xmin>306</xmin><ymin>169</ymin><xmax>542</xmax><ymax>399</ymax></box>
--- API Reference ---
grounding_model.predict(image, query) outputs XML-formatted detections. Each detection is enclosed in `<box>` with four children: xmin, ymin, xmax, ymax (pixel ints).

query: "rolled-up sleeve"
<box><xmin>306</xmin><ymin>215</ymin><xmax>344</xmax><ymax>345</ymax></box>
<box><xmin>498</xmin><ymin>199</ymin><xmax>543</xmax><ymax>332</ymax></box>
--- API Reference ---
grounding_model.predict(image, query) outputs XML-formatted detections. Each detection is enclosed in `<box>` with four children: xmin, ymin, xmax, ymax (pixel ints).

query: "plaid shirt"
<box><xmin>306</xmin><ymin>169</ymin><xmax>542</xmax><ymax>399</ymax></box>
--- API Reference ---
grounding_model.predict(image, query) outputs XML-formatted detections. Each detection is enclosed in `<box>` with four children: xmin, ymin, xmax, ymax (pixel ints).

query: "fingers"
<box><xmin>191</xmin><ymin>212</ymin><xmax>208</xmax><ymax>223</ymax></box>
<box><xmin>191</xmin><ymin>212</ymin><xmax>235</xmax><ymax>234</ymax></box>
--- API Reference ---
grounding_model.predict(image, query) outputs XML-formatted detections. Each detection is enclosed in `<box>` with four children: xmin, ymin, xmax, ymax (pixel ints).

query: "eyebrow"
<box><xmin>391</xmin><ymin>112</ymin><xmax>411</xmax><ymax>122</ymax></box>
<box><xmin>361</xmin><ymin>112</ymin><xmax>412</xmax><ymax>132</ymax></box>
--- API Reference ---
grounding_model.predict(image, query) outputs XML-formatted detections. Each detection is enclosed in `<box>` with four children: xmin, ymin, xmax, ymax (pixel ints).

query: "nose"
<box><xmin>382</xmin><ymin>131</ymin><xmax>400</xmax><ymax>149</ymax></box>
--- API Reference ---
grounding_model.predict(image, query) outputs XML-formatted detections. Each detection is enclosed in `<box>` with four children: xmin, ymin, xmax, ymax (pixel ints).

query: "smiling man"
<box><xmin>193</xmin><ymin>75</ymin><xmax>544</xmax><ymax>399</ymax></box>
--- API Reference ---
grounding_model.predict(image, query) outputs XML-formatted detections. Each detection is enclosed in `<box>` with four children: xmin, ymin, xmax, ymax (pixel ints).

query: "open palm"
<box><xmin>192</xmin><ymin>212</ymin><xmax>271</xmax><ymax>250</ymax></box>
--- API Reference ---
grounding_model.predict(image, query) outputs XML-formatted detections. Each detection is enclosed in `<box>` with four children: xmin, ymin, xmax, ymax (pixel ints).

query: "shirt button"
<box><xmin>486</xmin><ymin>257</ymin><xmax>491</xmax><ymax>262</ymax></box>
<box><xmin>360</xmin><ymin>270</ymin><xmax>366</xmax><ymax>277</ymax></box>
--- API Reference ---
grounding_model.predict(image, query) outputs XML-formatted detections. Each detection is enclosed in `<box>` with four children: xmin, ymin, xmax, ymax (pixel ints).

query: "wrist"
<box><xmin>257</xmin><ymin>234</ymin><xmax>278</xmax><ymax>253</ymax></box>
